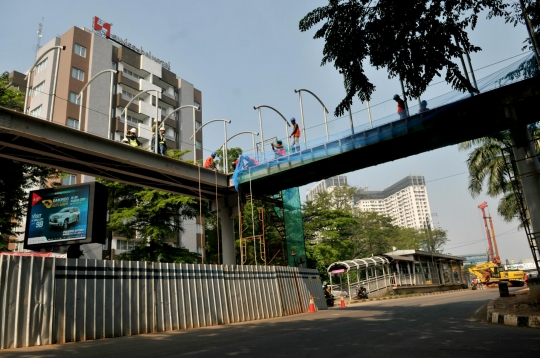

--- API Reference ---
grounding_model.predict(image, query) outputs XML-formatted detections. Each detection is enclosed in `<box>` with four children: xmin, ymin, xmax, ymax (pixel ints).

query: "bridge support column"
<box><xmin>218</xmin><ymin>207</ymin><xmax>236</xmax><ymax>265</ymax></box>
<box><xmin>508</xmin><ymin>106</ymin><xmax>540</xmax><ymax>254</ymax></box>
<box><xmin>212</xmin><ymin>194</ymin><xmax>239</xmax><ymax>265</ymax></box>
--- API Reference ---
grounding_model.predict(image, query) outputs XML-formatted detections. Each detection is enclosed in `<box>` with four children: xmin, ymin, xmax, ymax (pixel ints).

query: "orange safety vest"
<box><xmin>204</xmin><ymin>156</ymin><xmax>215</xmax><ymax>168</ymax></box>
<box><xmin>397</xmin><ymin>99</ymin><xmax>406</xmax><ymax>113</ymax></box>
<box><xmin>292</xmin><ymin>123</ymin><xmax>300</xmax><ymax>137</ymax></box>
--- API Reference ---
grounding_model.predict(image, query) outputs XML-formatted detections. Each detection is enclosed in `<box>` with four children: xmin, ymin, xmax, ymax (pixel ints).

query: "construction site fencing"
<box><xmin>0</xmin><ymin>255</ymin><xmax>325</xmax><ymax>350</ymax></box>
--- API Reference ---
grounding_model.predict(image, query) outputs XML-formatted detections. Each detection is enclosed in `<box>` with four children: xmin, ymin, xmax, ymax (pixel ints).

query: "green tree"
<box><xmin>0</xmin><ymin>72</ymin><xmax>24</xmax><ymax>111</ymax></box>
<box><xmin>0</xmin><ymin>71</ymin><xmax>60</xmax><ymax>250</ymax></box>
<box><xmin>214</xmin><ymin>147</ymin><xmax>243</xmax><ymax>173</ymax></box>
<box><xmin>116</xmin><ymin>240</ymin><xmax>199</xmax><ymax>263</ymax></box>
<box><xmin>420</xmin><ymin>228</ymin><xmax>449</xmax><ymax>253</ymax></box>
<box><xmin>456</xmin><ymin>129</ymin><xmax>539</xmax><ymax>222</ymax></box>
<box><xmin>299</xmin><ymin>0</ymin><xmax>508</xmax><ymax>116</ymax></box>
<box><xmin>101</xmin><ymin>179</ymin><xmax>202</xmax><ymax>261</ymax></box>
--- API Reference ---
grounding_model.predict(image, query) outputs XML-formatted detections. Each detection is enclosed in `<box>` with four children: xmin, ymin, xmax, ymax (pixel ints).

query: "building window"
<box><xmin>195</xmin><ymin>121</ymin><xmax>202</xmax><ymax>130</ymax></box>
<box><xmin>61</xmin><ymin>173</ymin><xmax>77</xmax><ymax>185</ymax></box>
<box><xmin>121</xmin><ymin>114</ymin><xmax>143</xmax><ymax>124</ymax></box>
<box><xmin>67</xmin><ymin>117</ymin><xmax>79</xmax><ymax>129</ymax></box>
<box><xmin>194</xmin><ymin>101</ymin><xmax>201</xmax><ymax>110</ymax></box>
<box><xmin>121</xmin><ymin>89</ymin><xmax>142</xmax><ymax>101</ymax></box>
<box><xmin>74</xmin><ymin>43</ymin><xmax>87</xmax><ymax>57</ymax></box>
<box><xmin>30</xmin><ymin>105</ymin><xmax>42</xmax><ymax>117</ymax></box>
<box><xmin>196</xmin><ymin>140</ymin><xmax>202</xmax><ymax>149</ymax></box>
<box><xmin>117</xmin><ymin>240</ymin><xmax>137</xmax><ymax>251</ymax></box>
<box><xmin>112</xmin><ymin>61</ymin><xmax>118</xmax><ymax>70</ymax></box>
<box><xmin>32</xmin><ymin>81</ymin><xmax>45</xmax><ymax>97</ymax></box>
<box><xmin>35</xmin><ymin>58</ymin><xmax>48</xmax><ymax>74</ymax></box>
<box><xmin>122</xmin><ymin>67</ymin><xmax>143</xmax><ymax>80</ymax></box>
<box><xmin>196</xmin><ymin>223</ymin><xmax>203</xmax><ymax>234</ymax></box>
<box><xmin>71</xmin><ymin>67</ymin><xmax>84</xmax><ymax>81</ymax></box>
<box><xmin>69</xmin><ymin>92</ymin><xmax>81</xmax><ymax>105</ymax></box>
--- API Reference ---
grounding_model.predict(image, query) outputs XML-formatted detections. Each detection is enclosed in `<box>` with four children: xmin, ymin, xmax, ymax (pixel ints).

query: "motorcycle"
<box><xmin>356</xmin><ymin>286</ymin><xmax>368</xmax><ymax>299</ymax></box>
<box><xmin>324</xmin><ymin>287</ymin><xmax>335</xmax><ymax>307</ymax></box>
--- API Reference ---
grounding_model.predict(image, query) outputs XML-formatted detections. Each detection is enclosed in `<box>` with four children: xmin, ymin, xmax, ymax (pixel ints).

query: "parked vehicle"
<box><xmin>356</xmin><ymin>286</ymin><xmax>368</xmax><ymax>299</ymax></box>
<box><xmin>49</xmin><ymin>207</ymin><xmax>80</xmax><ymax>229</ymax></box>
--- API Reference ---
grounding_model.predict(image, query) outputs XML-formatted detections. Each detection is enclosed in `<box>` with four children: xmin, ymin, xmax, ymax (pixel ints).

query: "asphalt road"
<box><xmin>3</xmin><ymin>288</ymin><xmax>539</xmax><ymax>358</ymax></box>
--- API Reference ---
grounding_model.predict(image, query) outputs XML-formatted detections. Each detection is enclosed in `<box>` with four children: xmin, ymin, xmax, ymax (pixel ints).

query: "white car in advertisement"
<box><xmin>49</xmin><ymin>207</ymin><xmax>80</xmax><ymax>229</ymax></box>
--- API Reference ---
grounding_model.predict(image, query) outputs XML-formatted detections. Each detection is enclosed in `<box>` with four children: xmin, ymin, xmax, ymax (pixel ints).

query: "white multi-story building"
<box><xmin>306</xmin><ymin>175</ymin><xmax>433</xmax><ymax>229</ymax></box>
<box><xmin>16</xmin><ymin>22</ymin><xmax>205</xmax><ymax>259</ymax></box>
<box><xmin>305</xmin><ymin>175</ymin><xmax>348</xmax><ymax>202</ymax></box>
<box><xmin>357</xmin><ymin>175</ymin><xmax>433</xmax><ymax>229</ymax></box>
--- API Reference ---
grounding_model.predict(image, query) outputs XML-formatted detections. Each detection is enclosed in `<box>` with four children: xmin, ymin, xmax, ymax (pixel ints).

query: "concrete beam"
<box><xmin>0</xmin><ymin>107</ymin><xmax>236</xmax><ymax>199</ymax></box>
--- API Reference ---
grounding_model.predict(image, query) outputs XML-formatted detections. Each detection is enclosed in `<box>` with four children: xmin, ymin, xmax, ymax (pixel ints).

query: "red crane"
<box><xmin>478</xmin><ymin>201</ymin><xmax>501</xmax><ymax>265</ymax></box>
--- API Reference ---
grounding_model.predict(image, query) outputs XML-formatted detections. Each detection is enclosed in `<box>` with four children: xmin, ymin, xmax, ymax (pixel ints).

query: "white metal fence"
<box><xmin>0</xmin><ymin>256</ymin><xmax>325</xmax><ymax>349</ymax></box>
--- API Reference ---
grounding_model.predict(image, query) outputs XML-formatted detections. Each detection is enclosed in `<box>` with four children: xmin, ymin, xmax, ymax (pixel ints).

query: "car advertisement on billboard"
<box><xmin>26</xmin><ymin>185</ymin><xmax>90</xmax><ymax>245</ymax></box>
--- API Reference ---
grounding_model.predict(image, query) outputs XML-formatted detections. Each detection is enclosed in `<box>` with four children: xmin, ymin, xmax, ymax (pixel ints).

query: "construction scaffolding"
<box><xmin>501</xmin><ymin>142</ymin><xmax>540</xmax><ymax>273</ymax></box>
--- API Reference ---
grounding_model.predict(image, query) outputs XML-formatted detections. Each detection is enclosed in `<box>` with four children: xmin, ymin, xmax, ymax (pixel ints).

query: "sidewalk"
<box><xmin>487</xmin><ymin>288</ymin><xmax>540</xmax><ymax>328</ymax></box>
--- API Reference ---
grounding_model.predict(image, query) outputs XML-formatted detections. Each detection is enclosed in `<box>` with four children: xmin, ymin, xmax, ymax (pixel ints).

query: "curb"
<box><xmin>351</xmin><ymin>288</ymin><xmax>469</xmax><ymax>304</ymax></box>
<box><xmin>486</xmin><ymin>299</ymin><xmax>540</xmax><ymax>329</ymax></box>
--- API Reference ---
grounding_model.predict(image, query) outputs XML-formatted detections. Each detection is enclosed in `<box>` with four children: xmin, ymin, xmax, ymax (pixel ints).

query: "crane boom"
<box><xmin>478</xmin><ymin>201</ymin><xmax>501</xmax><ymax>264</ymax></box>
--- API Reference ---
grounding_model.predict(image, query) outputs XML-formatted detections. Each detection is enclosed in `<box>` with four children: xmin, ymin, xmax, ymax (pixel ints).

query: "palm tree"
<box><xmin>458</xmin><ymin>131</ymin><xmax>517</xmax><ymax>221</ymax></box>
<box><xmin>458</xmin><ymin>126</ymin><xmax>540</xmax><ymax>222</ymax></box>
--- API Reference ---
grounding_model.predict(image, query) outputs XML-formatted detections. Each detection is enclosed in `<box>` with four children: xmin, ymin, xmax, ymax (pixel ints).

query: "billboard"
<box><xmin>24</xmin><ymin>182</ymin><xmax>107</xmax><ymax>249</ymax></box>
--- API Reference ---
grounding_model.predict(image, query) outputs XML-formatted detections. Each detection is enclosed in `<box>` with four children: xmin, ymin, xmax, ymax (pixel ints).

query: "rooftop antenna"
<box><xmin>36</xmin><ymin>17</ymin><xmax>44</xmax><ymax>57</ymax></box>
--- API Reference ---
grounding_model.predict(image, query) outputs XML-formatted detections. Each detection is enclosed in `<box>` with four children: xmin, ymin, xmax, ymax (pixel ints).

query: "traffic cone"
<box><xmin>340</xmin><ymin>293</ymin><xmax>346</xmax><ymax>308</ymax></box>
<box><xmin>308</xmin><ymin>295</ymin><xmax>316</xmax><ymax>313</ymax></box>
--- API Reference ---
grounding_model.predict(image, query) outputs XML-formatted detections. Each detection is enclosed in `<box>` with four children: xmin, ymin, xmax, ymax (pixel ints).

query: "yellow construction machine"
<box><xmin>467</xmin><ymin>202</ymin><xmax>525</xmax><ymax>286</ymax></box>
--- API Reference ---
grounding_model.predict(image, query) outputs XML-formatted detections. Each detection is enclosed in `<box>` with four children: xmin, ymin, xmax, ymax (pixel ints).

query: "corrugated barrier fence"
<box><xmin>0</xmin><ymin>255</ymin><xmax>326</xmax><ymax>349</ymax></box>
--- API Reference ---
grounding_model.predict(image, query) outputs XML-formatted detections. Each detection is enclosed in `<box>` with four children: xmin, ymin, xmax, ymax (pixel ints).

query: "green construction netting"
<box><xmin>281</xmin><ymin>187</ymin><xmax>307</xmax><ymax>267</ymax></box>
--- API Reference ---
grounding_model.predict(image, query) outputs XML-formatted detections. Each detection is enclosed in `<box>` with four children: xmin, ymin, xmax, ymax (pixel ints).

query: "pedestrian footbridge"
<box><xmin>234</xmin><ymin>54</ymin><xmax>540</xmax><ymax>195</ymax></box>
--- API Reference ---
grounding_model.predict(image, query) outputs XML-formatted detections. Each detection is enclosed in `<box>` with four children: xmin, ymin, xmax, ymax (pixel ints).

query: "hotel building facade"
<box><xmin>14</xmin><ymin>23</ymin><xmax>205</xmax><ymax>258</ymax></box>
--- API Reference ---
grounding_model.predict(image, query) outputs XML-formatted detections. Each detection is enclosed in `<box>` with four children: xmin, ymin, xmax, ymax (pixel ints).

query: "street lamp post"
<box><xmin>294</xmin><ymin>88</ymin><xmax>330</xmax><ymax>143</ymax></box>
<box><xmin>190</xmin><ymin>119</ymin><xmax>232</xmax><ymax>171</ymax></box>
<box><xmin>77</xmin><ymin>69</ymin><xmax>117</xmax><ymax>137</ymax></box>
<box><xmin>161</xmin><ymin>104</ymin><xmax>199</xmax><ymax>156</ymax></box>
<box><xmin>119</xmin><ymin>89</ymin><xmax>161</xmax><ymax>150</ymax></box>
<box><xmin>24</xmin><ymin>45</ymin><xmax>66</xmax><ymax>119</ymax></box>
<box><xmin>253</xmin><ymin>105</ymin><xmax>291</xmax><ymax>156</ymax></box>
<box><xmin>219</xmin><ymin>131</ymin><xmax>259</xmax><ymax>157</ymax></box>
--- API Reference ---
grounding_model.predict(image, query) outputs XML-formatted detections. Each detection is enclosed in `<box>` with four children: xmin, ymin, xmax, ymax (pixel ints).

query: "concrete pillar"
<box><xmin>508</xmin><ymin>107</ymin><xmax>540</xmax><ymax>253</ymax></box>
<box><xmin>217</xmin><ymin>206</ymin><xmax>236</xmax><ymax>265</ymax></box>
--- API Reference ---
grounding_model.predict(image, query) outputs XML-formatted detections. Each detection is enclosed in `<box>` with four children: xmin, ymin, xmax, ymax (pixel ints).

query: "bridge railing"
<box><xmin>233</xmin><ymin>53</ymin><xmax>536</xmax><ymax>184</ymax></box>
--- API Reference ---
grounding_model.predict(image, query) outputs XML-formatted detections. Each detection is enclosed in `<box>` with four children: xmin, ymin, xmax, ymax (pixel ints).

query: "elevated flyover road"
<box><xmin>0</xmin><ymin>107</ymin><xmax>234</xmax><ymax>199</ymax></box>
<box><xmin>2</xmin><ymin>288</ymin><xmax>538</xmax><ymax>357</ymax></box>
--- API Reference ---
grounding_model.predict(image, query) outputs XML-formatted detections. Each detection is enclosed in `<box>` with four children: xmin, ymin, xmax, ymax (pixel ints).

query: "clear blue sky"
<box><xmin>0</xmin><ymin>0</ymin><xmax>533</xmax><ymax>262</ymax></box>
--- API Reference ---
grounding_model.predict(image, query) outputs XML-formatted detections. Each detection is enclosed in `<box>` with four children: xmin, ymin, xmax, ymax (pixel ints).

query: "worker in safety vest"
<box><xmin>289</xmin><ymin>117</ymin><xmax>300</xmax><ymax>153</ymax></box>
<box><xmin>204</xmin><ymin>152</ymin><xmax>217</xmax><ymax>170</ymax></box>
<box><xmin>393</xmin><ymin>94</ymin><xmax>408</xmax><ymax>119</ymax></box>
<box><xmin>271</xmin><ymin>139</ymin><xmax>286</xmax><ymax>158</ymax></box>
<box><xmin>151</xmin><ymin>127</ymin><xmax>167</xmax><ymax>155</ymax></box>
<box><xmin>126</xmin><ymin>128</ymin><xmax>142</xmax><ymax>147</ymax></box>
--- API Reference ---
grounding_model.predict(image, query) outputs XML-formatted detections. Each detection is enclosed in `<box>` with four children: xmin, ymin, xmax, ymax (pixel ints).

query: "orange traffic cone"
<box><xmin>340</xmin><ymin>293</ymin><xmax>346</xmax><ymax>308</ymax></box>
<box><xmin>308</xmin><ymin>295</ymin><xmax>316</xmax><ymax>313</ymax></box>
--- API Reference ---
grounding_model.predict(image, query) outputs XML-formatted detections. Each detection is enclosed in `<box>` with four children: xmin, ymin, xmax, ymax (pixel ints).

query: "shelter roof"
<box><xmin>327</xmin><ymin>256</ymin><xmax>390</xmax><ymax>273</ymax></box>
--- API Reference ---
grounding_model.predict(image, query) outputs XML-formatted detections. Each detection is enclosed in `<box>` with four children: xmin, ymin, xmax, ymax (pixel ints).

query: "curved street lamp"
<box><xmin>219</xmin><ymin>131</ymin><xmax>259</xmax><ymax>156</ymax></box>
<box><xmin>294</xmin><ymin>88</ymin><xmax>329</xmax><ymax>143</ymax></box>
<box><xmin>253</xmin><ymin>105</ymin><xmax>291</xmax><ymax>155</ymax></box>
<box><xmin>190</xmin><ymin>119</ymin><xmax>232</xmax><ymax>172</ymax></box>
<box><xmin>24</xmin><ymin>45</ymin><xmax>66</xmax><ymax>120</ymax></box>
<box><xmin>120</xmin><ymin>89</ymin><xmax>161</xmax><ymax>153</ymax></box>
<box><xmin>77</xmin><ymin>69</ymin><xmax>117</xmax><ymax>137</ymax></box>
<box><xmin>161</xmin><ymin>104</ymin><xmax>199</xmax><ymax>156</ymax></box>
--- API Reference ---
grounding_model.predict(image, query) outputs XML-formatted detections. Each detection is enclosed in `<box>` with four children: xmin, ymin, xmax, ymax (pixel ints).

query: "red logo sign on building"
<box><xmin>93</xmin><ymin>16</ymin><xmax>111</xmax><ymax>37</ymax></box>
